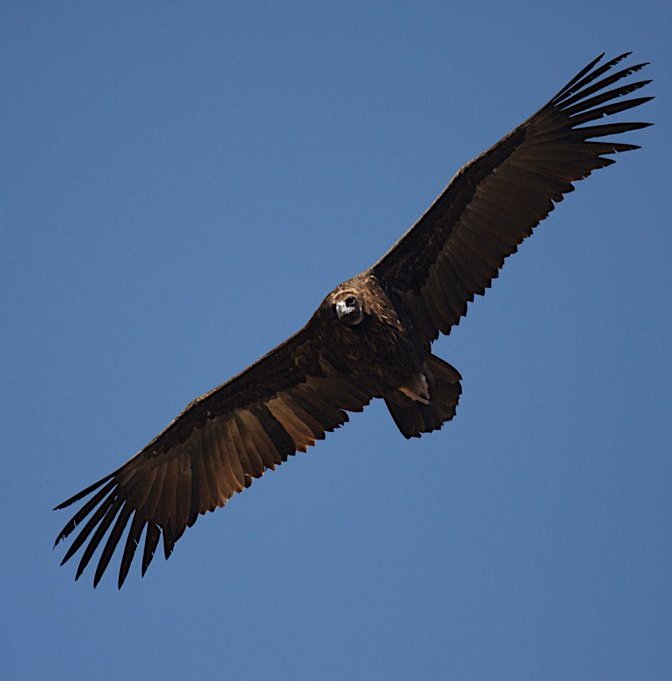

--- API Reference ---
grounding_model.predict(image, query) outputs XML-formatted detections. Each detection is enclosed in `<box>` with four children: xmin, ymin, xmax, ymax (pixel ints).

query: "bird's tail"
<box><xmin>385</xmin><ymin>354</ymin><xmax>462</xmax><ymax>438</ymax></box>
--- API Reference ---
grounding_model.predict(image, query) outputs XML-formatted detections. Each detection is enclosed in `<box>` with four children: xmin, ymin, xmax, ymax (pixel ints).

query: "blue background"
<box><xmin>3</xmin><ymin>2</ymin><xmax>670</xmax><ymax>679</ymax></box>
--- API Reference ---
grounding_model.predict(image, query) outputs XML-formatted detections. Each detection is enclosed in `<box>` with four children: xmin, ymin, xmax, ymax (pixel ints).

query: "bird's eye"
<box><xmin>345</xmin><ymin>295</ymin><xmax>357</xmax><ymax>307</ymax></box>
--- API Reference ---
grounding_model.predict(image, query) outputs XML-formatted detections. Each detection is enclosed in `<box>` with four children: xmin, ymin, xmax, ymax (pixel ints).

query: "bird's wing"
<box><xmin>54</xmin><ymin>314</ymin><xmax>372</xmax><ymax>588</ymax></box>
<box><xmin>373</xmin><ymin>52</ymin><xmax>652</xmax><ymax>343</ymax></box>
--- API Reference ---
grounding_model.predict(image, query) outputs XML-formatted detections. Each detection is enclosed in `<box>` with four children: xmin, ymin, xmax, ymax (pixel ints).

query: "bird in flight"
<box><xmin>55</xmin><ymin>52</ymin><xmax>652</xmax><ymax>588</ymax></box>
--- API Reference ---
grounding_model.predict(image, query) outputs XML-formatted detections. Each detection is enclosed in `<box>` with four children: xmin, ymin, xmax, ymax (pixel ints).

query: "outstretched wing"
<box><xmin>373</xmin><ymin>52</ymin><xmax>652</xmax><ymax>343</ymax></box>
<box><xmin>54</xmin><ymin>314</ymin><xmax>372</xmax><ymax>588</ymax></box>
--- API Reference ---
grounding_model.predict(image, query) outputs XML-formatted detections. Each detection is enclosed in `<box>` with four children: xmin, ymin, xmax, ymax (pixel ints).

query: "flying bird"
<box><xmin>55</xmin><ymin>52</ymin><xmax>652</xmax><ymax>588</ymax></box>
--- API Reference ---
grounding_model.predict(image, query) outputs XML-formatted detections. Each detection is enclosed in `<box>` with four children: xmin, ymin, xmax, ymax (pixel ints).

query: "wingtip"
<box><xmin>54</xmin><ymin>525</ymin><xmax>72</xmax><ymax>549</ymax></box>
<box><xmin>609</xmin><ymin>51</ymin><xmax>633</xmax><ymax>66</ymax></box>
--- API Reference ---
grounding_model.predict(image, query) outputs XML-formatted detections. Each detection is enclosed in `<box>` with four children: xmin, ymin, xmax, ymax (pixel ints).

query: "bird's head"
<box><xmin>333</xmin><ymin>290</ymin><xmax>364</xmax><ymax>326</ymax></box>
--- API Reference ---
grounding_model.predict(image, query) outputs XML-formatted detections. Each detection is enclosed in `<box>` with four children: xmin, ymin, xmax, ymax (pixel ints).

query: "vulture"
<box><xmin>55</xmin><ymin>52</ymin><xmax>652</xmax><ymax>588</ymax></box>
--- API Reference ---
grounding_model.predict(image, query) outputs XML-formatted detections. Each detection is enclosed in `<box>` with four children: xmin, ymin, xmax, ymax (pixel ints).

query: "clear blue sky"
<box><xmin>3</xmin><ymin>2</ymin><xmax>670</xmax><ymax>680</ymax></box>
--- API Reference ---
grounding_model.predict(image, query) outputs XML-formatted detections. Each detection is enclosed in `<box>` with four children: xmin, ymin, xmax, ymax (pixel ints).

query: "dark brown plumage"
<box><xmin>54</xmin><ymin>52</ymin><xmax>652</xmax><ymax>588</ymax></box>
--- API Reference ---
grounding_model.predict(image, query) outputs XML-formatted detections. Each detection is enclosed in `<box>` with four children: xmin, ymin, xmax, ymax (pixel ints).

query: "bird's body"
<box><xmin>55</xmin><ymin>52</ymin><xmax>652</xmax><ymax>588</ymax></box>
<box><xmin>327</xmin><ymin>274</ymin><xmax>427</xmax><ymax>393</ymax></box>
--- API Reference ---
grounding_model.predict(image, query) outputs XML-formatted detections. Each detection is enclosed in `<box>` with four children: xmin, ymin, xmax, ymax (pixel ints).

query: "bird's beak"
<box><xmin>335</xmin><ymin>300</ymin><xmax>351</xmax><ymax>319</ymax></box>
